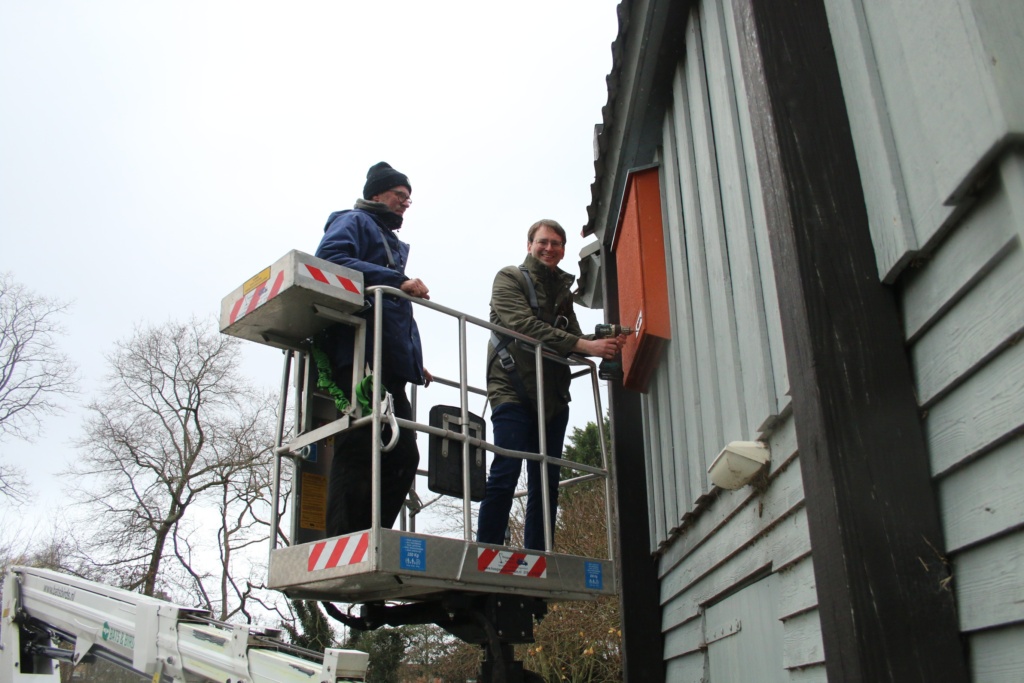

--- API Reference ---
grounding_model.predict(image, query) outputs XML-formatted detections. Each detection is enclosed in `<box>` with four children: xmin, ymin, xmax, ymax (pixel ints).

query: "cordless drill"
<box><xmin>595</xmin><ymin>324</ymin><xmax>633</xmax><ymax>380</ymax></box>
<box><xmin>594</xmin><ymin>324</ymin><xmax>633</xmax><ymax>338</ymax></box>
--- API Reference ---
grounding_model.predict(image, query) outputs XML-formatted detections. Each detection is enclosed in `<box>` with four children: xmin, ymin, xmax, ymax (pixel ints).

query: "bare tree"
<box><xmin>0</xmin><ymin>273</ymin><xmax>77</xmax><ymax>500</ymax></box>
<box><xmin>174</xmin><ymin>417</ymin><xmax>280</xmax><ymax>621</ymax></box>
<box><xmin>66</xmin><ymin>318</ymin><xmax>276</xmax><ymax>603</ymax></box>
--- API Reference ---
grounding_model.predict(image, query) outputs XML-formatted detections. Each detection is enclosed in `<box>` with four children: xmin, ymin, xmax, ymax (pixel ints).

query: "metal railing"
<box><xmin>270</xmin><ymin>285</ymin><xmax>614</xmax><ymax>559</ymax></box>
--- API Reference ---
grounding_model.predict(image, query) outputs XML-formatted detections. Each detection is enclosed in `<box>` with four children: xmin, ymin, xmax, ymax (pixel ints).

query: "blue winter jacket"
<box><xmin>315</xmin><ymin>207</ymin><xmax>425</xmax><ymax>385</ymax></box>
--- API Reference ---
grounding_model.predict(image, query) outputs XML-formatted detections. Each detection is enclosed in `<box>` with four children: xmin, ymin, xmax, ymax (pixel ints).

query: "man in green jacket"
<box><xmin>476</xmin><ymin>219</ymin><xmax>625</xmax><ymax>551</ymax></box>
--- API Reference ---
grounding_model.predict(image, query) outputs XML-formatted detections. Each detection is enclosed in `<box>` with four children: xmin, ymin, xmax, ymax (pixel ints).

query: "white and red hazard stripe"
<box><xmin>300</xmin><ymin>264</ymin><xmax>362</xmax><ymax>295</ymax></box>
<box><xmin>228</xmin><ymin>270</ymin><xmax>286</xmax><ymax>325</ymax></box>
<box><xmin>477</xmin><ymin>548</ymin><xmax>547</xmax><ymax>579</ymax></box>
<box><xmin>308</xmin><ymin>532</ymin><xmax>369</xmax><ymax>572</ymax></box>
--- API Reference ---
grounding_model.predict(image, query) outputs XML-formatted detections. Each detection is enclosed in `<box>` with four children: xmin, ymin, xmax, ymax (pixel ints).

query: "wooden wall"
<box><xmin>825</xmin><ymin>1</ymin><xmax>1024</xmax><ymax>678</ymax></box>
<box><xmin>907</xmin><ymin>154</ymin><xmax>1024</xmax><ymax>683</ymax></box>
<box><xmin>640</xmin><ymin>1</ymin><xmax>819</xmax><ymax>679</ymax></box>
<box><xmin>642</xmin><ymin>0</ymin><xmax>790</xmax><ymax>553</ymax></box>
<box><xmin>600</xmin><ymin>0</ymin><xmax>1022</xmax><ymax>679</ymax></box>
<box><xmin>636</xmin><ymin>0</ymin><xmax>1023</xmax><ymax>679</ymax></box>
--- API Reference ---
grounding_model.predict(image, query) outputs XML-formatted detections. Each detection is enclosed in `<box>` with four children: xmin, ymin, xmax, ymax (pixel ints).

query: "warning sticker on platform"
<box><xmin>308</xmin><ymin>533</ymin><xmax>369</xmax><ymax>572</ymax></box>
<box><xmin>477</xmin><ymin>548</ymin><xmax>547</xmax><ymax>579</ymax></box>
<box><xmin>585</xmin><ymin>561</ymin><xmax>603</xmax><ymax>590</ymax></box>
<box><xmin>299</xmin><ymin>472</ymin><xmax>326</xmax><ymax>531</ymax></box>
<box><xmin>242</xmin><ymin>267</ymin><xmax>271</xmax><ymax>295</ymax></box>
<box><xmin>400</xmin><ymin>536</ymin><xmax>426</xmax><ymax>572</ymax></box>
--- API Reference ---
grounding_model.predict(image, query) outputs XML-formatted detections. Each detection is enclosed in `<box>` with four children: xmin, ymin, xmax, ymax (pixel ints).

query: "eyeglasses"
<box><xmin>389</xmin><ymin>189</ymin><xmax>412</xmax><ymax>204</ymax></box>
<box><xmin>532</xmin><ymin>238</ymin><xmax>565</xmax><ymax>249</ymax></box>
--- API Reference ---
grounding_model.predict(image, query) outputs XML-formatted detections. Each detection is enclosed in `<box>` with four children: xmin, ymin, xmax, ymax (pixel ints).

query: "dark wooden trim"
<box><xmin>730</xmin><ymin>0</ymin><xmax>970</xmax><ymax>681</ymax></box>
<box><xmin>603</xmin><ymin>244</ymin><xmax>666</xmax><ymax>683</ymax></box>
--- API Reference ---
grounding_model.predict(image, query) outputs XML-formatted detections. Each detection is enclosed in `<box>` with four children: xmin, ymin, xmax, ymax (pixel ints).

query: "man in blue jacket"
<box><xmin>315</xmin><ymin>161</ymin><xmax>431</xmax><ymax>537</ymax></box>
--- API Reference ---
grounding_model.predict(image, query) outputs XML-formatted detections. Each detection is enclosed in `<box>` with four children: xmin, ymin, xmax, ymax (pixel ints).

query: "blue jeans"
<box><xmin>476</xmin><ymin>402</ymin><xmax>570</xmax><ymax>551</ymax></box>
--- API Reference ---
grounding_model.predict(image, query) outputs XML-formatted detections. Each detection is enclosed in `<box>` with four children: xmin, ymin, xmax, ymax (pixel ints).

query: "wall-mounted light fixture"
<box><xmin>708</xmin><ymin>441</ymin><xmax>771</xmax><ymax>490</ymax></box>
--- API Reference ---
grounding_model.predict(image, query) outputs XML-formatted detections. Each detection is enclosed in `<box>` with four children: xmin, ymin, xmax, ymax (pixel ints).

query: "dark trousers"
<box><xmin>476</xmin><ymin>402</ymin><xmax>569</xmax><ymax>551</ymax></box>
<box><xmin>325</xmin><ymin>367</ymin><xmax>420</xmax><ymax>537</ymax></box>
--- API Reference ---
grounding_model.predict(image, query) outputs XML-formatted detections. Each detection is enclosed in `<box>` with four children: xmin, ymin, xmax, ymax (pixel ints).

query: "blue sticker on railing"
<box><xmin>400</xmin><ymin>536</ymin><xmax>426</xmax><ymax>572</ymax></box>
<box><xmin>585</xmin><ymin>561</ymin><xmax>603</xmax><ymax>590</ymax></box>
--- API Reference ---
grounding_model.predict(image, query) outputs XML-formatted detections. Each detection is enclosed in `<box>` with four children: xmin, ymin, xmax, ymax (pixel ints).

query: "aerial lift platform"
<box><xmin>219</xmin><ymin>250</ymin><xmax>618</xmax><ymax>681</ymax></box>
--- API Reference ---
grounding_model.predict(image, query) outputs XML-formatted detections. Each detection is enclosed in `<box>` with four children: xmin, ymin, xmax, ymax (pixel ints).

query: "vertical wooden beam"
<box><xmin>730</xmin><ymin>0</ymin><xmax>970</xmax><ymax>681</ymax></box>
<box><xmin>604</xmin><ymin>246</ymin><xmax>666</xmax><ymax>683</ymax></box>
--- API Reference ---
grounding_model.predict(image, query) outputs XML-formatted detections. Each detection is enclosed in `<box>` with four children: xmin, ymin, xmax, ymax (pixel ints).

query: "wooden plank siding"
<box><xmin>667</xmin><ymin>64</ymin><xmax>714</xmax><ymax>507</ymax></box>
<box><xmin>659</xmin><ymin>108</ymin><xmax>699</xmax><ymax>522</ymax></box>
<box><xmin>640</xmin><ymin>395</ymin><xmax>665</xmax><ymax>551</ymax></box>
<box><xmin>893</xmin><ymin>151</ymin><xmax>1024</xmax><ymax>680</ymax></box>
<box><xmin>938</xmin><ymin>435</ymin><xmax>1024</xmax><ymax>553</ymax></box>
<box><xmin>719</xmin><ymin>0</ymin><xmax>790</xmax><ymax>418</ymax></box>
<box><xmin>734</xmin><ymin>0</ymin><xmax>971</xmax><ymax>677</ymax></box>
<box><xmin>968</xmin><ymin>624</ymin><xmax>1024</xmax><ymax>683</ymax></box>
<box><xmin>822</xmin><ymin>0</ymin><xmax>1024</xmax><ymax>281</ymax></box>
<box><xmin>588</xmin><ymin>0</ymin><xmax>1022</xmax><ymax>677</ymax></box>
<box><xmin>658</xmin><ymin>415</ymin><xmax>823</xmax><ymax>677</ymax></box>
<box><xmin>642</xmin><ymin>0</ymin><xmax>789</xmax><ymax>549</ymax></box>
<box><xmin>911</xmin><ymin>244</ymin><xmax>1024</xmax><ymax>408</ymax></box>
<box><xmin>698</xmin><ymin>0</ymin><xmax>778</xmax><ymax>440</ymax></box>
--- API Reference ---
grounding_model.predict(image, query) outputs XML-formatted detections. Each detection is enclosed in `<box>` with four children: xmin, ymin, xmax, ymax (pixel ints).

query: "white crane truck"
<box><xmin>0</xmin><ymin>565</ymin><xmax>368</xmax><ymax>682</ymax></box>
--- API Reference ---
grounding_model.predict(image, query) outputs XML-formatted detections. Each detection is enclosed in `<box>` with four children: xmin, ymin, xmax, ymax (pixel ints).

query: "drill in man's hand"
<box><xmin>594</xmin><ymin>324</ymin><xmax>632</xmax><ymax>380</ymax></box>
<box><xmin>594</xmin><ymin>323</ymin><xmax>633</xmax><ymax>338</ymax></box>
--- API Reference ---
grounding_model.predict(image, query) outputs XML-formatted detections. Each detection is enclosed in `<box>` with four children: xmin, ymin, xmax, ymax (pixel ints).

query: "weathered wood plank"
<box><xmin>968</xmin><ymin>624</ymin><xmax>1024</xmax><ymax>683</ymax></box>
<box><xmin>821</xmin><ymin>0</ymin><xmax>917</xmax><ymax>282</ymax></box>
<box><xmin>681</xmin><ymin>11</ymin><xmax>727</xmax><ymax>476</ymax></box>
<box><xmin>666</xmin><ymin>652</ymin><xmax>709</xmax><ymax>683</ymax></box>
<box><xmin>660</xmin><ymin>461</ymin><xmax>806</xmax><ymax>608</ymax></box>
<box><xmin>781</xmin><ymin>610</ymin><xmax>826</xmax><ymax>671</ymax></box>
<box><xmin>685</xmin><ymin>6</ymin><xmax>747</xmax><ymax>448</ymax></box>
<box><xmin>776</xmin><ymin>555</ymin><xmax>818</xmax><ymax>620</ymax></box>
<box><xmin>912</xmin><ymin>244</ymin><xmax>1024</xmax><ymax>407</ymax></box>
<box><xmin>704</xmin><ymin>573</ymin><xmax>786</xmax><ymax>681</ymax></box>
<box><xmin>861</xmin><ymin>0</ymin><xmax>988</xmax><ymax>233</ymax></box>
<box><xmin>925</xmin><ymin>340</ymin><xmax>1024</xmax><ymax>476</ymax></box>
<box><xmin>721</xmin><ymin>0</ymin><xmax>791</xmax><ymax>424</ymax></box>
<box><xmin>655</xmin><ymin>366</ymin><xmax>680</xmax><ymax>535</ymax></box>
<box><xmin>899</xmin><ymin>182</ymin><xmax>1016</xmax><ymax>342</ymax></box>
<box><xmin>966</xmin><ymin>0</ymin><xmax>1024</xmax><ymax>130</ymax></box>
<box><xmin>641</xmin><ymin>392</ymin><xmax>667</xmax><ymax>548</ymax></box>
<box><xmin>663</xmin><ymin>613</ymin><xmax>705</xmax><ymax>659</ymax></box>
<box><xmin>662</xmin><ymin>509</ymin><xmax>812</xmax><ymax>630</ymax></box>
<box><xmin>658</xmin><ymin>413</ymin><xmax>799</xmax><ymax>577</ymax></box>
<box><xmin>671</xmin><ymin>59</ymin><xmax>715</xmax><ymax>500</ymax></box>
<box><xmin>701</xmin><ymin>0</ymin><xmax>778</xmax><ymax>440</ymax></box>
<box><xmin>953</xmin><ymin>529</ymin><xmax>1024</xmax><ymax>632</ymax></box>
<box><xmin>660</xmin><ymin>107</ymin><xmax>699</xmax><ymax>519</ymax></box>
<box><xmin>938</xmin><ymin>434</ymin><xmax>1024</xmax><ymax>552</ymax></box>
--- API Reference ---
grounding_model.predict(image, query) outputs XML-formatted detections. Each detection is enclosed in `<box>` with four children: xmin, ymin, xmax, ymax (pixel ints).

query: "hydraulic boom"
<box><xmin>0</xmin><ymin>566</ymin><xmax>368</xmax><ymax>682</ymax></box>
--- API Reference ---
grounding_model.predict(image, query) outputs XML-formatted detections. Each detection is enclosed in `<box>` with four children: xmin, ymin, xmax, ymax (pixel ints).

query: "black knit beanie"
<box><xmin>362</xmin><ymin>161</ymin><xmax>411</xmax><ymax>200</ymax></box>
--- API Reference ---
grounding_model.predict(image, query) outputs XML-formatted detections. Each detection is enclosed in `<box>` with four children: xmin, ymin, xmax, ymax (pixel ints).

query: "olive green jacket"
<box><xmin>486</xmin><ymin>254</ymin><xmax>585</xmax><ymax>420</ymax></box>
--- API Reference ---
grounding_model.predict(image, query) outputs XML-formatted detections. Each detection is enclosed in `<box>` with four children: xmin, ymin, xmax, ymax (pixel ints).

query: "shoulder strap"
<box><xmin>517</xmin><ymin>266</ymin><xmax>539</xmax><ymax>315</ymax></box>
<box><xmin>489</xmin><ymin>331</ymin><xmax>534</xmax><ymax>409</ymax></box>
<box><xmin>374</xmin><ymin>225</ymin><xmax>397</xmax><ymax>269</ymax></box>
<box><xmin>486</xmin><ymin>266</ymin><xmax>545</xmax><ymax>408</ymax></box>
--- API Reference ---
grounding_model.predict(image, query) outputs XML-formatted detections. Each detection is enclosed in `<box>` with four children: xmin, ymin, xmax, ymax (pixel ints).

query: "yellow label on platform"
<box><xmin>242</xmin><ymin>267</ymin><xmax>271</xmax><ymax>295</ymax></box>
<box><xmin>300</xmin><ymin>472</ymin><xmax>327</xmax><ymax>531</ymax></box>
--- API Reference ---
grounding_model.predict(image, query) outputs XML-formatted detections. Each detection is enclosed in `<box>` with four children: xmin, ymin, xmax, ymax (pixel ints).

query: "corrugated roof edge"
<box><xmin>583</xmin><ymin>1</ymin><xmax>631</xmax><ymax>238</ymax></box>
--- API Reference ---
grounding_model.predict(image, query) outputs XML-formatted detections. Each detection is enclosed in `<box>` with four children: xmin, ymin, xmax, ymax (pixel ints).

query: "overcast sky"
<box><xmin>1</xmin><ymin>2</ymin><xmax>621</xmax><ymax>539</ymax></box>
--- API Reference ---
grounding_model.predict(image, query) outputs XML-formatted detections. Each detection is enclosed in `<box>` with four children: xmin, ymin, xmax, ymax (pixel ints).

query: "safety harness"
<box><xmin>489</xmin><ymin>266</ymin><xmax>570</xmax><ymax>409</ymax></box>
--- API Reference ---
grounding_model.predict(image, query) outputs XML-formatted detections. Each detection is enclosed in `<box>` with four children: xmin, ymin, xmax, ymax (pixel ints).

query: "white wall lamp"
<box><xmin>708</xmin><ymin>441</ymin><xmax>771</xmax><ymax>490</ymax></box>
